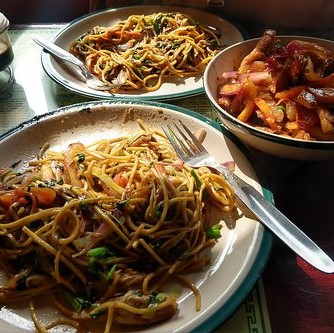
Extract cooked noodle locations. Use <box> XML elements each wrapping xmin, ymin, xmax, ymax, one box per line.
<box><xmin>0</xmin><ymin>120</ymin><xmax>236</xmax><ymax>331</ymax></box>
<box><xmin>69</xmin><ymin>12</ymin><xmax>223</xmax><ymax>92</ymax></box>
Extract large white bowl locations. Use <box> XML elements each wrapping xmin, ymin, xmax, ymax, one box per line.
<box><xmin>203</xmin><ymin>36</ymin><xmax>334</xmax><ymax>160</ymax></box>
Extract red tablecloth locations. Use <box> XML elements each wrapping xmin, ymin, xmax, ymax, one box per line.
<box><xmin>251</xmin><ymin>151</ymin><xmax>334</xmax><ymax>333</ymax></box>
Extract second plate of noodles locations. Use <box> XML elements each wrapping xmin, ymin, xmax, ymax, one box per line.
<box><xmin>41</xmin><ymin>5</ymin><xmax>244</xmax><ymax>100</ymax></box>
<box><xmin>0</xmin><ymin>100</ymin><xmax>271</xmax><ymax>332</ymax></box>
<box><xmin>69</xmin><ymin>11</ymin><xmax>223</xmax><ymax>93</ymax></box>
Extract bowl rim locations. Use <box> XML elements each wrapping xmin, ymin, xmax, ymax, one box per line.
<box><xmin>215</xmin><ymin>110</ymin><xmax>334</xmax><ymax>149</ymax></box>
<box><xmin>203</xmin><ymin>35</ymin><xmax>334</xmax><ymax>149</ymax></box>
<box><xmin>218</xmin><ymin>34</ymin><xmax>334</xmax><ymax>50</ymax></box>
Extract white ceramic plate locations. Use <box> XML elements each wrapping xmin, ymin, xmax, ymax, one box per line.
<box><xmin>40</xmin><ymin>5</ymin><xmax>245</xmax><ymax>101</ymax></box>
<box><xmin>0</xmin><ymin>100</ymin><xmax>271</xmax><ymax>332</ymax></box>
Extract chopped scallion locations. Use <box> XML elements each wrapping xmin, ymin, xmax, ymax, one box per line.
<box><xmin>206</xmin><ymin>224</ymin><xmax>222</xmax><ymax>239</ymax></box>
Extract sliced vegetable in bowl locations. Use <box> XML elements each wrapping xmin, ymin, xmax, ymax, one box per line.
<box><xmin>204</xmin><ymin>29</ymin><xmax>334</xmax><ymax>160</ymax></box>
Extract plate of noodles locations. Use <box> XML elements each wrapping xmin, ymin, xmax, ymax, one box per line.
<box><xmin>40</xmin><ymin>5</ymin><xmax>245</xmax><ymax>101</ymax></box>
<box><xmin>0</xmin><ymin>100</ymin><xmax>271</xmax><ymax>332</ymax></box>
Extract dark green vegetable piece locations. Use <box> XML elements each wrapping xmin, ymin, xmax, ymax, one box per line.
<box><xmin>87</xmin><ymin>246</ymin><xmax>109</xmax><ymax>258</ymax></box>
<box><xmin>155</xmin><ymin>201</ymin><xmax>164</xmax><ymax>217</ymax></box>
<box><xmin>190</xmin><ymin>169</ymin><xmax>202</xmax><ymax>189</ymax></box>
<box><xmin>206</xmin><ymin>224</ymin><xmax>222</xmax><ymax>239</ymax></box>
<box><xmin>87</xmin><ymin>247</ymin><xmax>117</xmax><ymax>280</ymax></box>
<box><xmin>64</xmin><ymin>290</ymin><xmax>92</xmax><ymax>312</ymax></box>
<box><xmin>77</xmin><ymin>153</ymin><xmax>85</xmax><ymax>163</ymax></box>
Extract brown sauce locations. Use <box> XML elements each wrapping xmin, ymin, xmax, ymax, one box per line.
<box><xmin>0</xmin><ymin>45</ymin><xmax>14</xmax><ymax>71</ymax></box>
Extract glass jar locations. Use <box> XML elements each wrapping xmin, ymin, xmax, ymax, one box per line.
<box><xmin>0</xmin><ymin>12</ymin><xmax>14</xmax><ymax>72</ymax></box>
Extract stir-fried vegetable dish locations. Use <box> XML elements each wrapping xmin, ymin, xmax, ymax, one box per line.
<box><xmin>217</xmin><ymin>29</ymin><xmax>334</xmax><ymax>140</ymax></box>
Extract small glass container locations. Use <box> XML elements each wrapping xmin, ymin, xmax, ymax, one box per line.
<box><xmin>0</xmin><ymin>12</ymin><xmax>14</xmax><ymax>95</ymax></box>
<box><xmin>0</xmin><ymin>12</ymin><xmax>13</xmax><ymax>71</ymax></box>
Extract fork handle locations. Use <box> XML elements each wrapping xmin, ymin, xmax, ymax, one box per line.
<box><xmin>212</xmin><ymin>163</ymin><xmax>334</xmax><ymax>273</ymax></box>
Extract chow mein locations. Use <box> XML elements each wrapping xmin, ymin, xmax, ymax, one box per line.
<box><xmin>0</xmin><ymin>119</ymin><xmax>236</xmax><ymax>332</ymax></box>
<box><xmin>70</xmin><ymin>11</ymin><xmax>223</xmax><ymax>92</ymax></box>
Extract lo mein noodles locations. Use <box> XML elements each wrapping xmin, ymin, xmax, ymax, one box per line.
<box><xmin>0</xmin><ymin>120</ymin><xmax>236</xmax><ymax>331</ymax></box>
<box><xmin>69</xmin><ymin>11</ymin><xmax>223</xmax><ymax>92</ymax></box>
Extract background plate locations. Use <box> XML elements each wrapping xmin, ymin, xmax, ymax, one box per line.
<box><xmin>40</xmin><ymin>5</ymin><xmax>244</xmax><ymax>101</ymax></box>
<box><xmin>0</xmin><ymin>100</ymin><xmax>271</xmax><ymax>332</ymax></box>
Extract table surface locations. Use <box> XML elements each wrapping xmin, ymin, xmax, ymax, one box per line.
<box><xmin>1</xmin><ymin>19</ymin><xmax>334</xmax><ymax>333</ymax></box>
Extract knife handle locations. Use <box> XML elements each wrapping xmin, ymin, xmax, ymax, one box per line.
<box><xmin>32</xmin><ymin>35</ymin><xmax>83</xmax><ymax>68</ymax></box>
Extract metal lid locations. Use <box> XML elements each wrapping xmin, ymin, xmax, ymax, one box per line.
<box><xmin>0</xmin><ymin>13</ymin><xmax>9</xmax><ymax>34</ymax></box>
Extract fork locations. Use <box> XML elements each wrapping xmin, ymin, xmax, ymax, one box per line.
<box><xmin>32</xmin><ymin>35</ymin><xmax>119</xmax><ymax>92</ymax></box>
<box><xmin>162</xmin><ymin>121</ymin><xmax>334</xmax><ymax>273</ymax></box>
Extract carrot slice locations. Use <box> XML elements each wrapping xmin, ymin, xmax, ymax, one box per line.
<box><xmin>275</xmin><ymin>86</ymin><xmax>306</xmax><ymax>99</ymax></box>
<box><xmin>237</xmin><ymin>100</ymin><xmax>255</xmax><ymax>122</ymax></box>
<box><xmin>254</xmin><ymin>98</ymin><xmax>279</xmax><ymax>130</ymax></box>
<box><xmin>30</xmin><ymin>187</ymin><xmax>57</xmax><ymax>206</ymax></box>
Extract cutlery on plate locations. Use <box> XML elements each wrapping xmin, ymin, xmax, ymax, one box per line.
<box><xmin>31</xmin><ymin>35</ymin><xmax>118</xmax><ymax>92</ymax></box>
<box><xmin>162</xmin><ymin>121</ymin><xmax>334</xmax><ymax>274</ymax></box>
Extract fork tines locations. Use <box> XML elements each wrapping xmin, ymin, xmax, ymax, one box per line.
<box><xmin>162</xmin><ymin>121</ymin><xmax>205</xmax><ymax>159</ymax></box>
